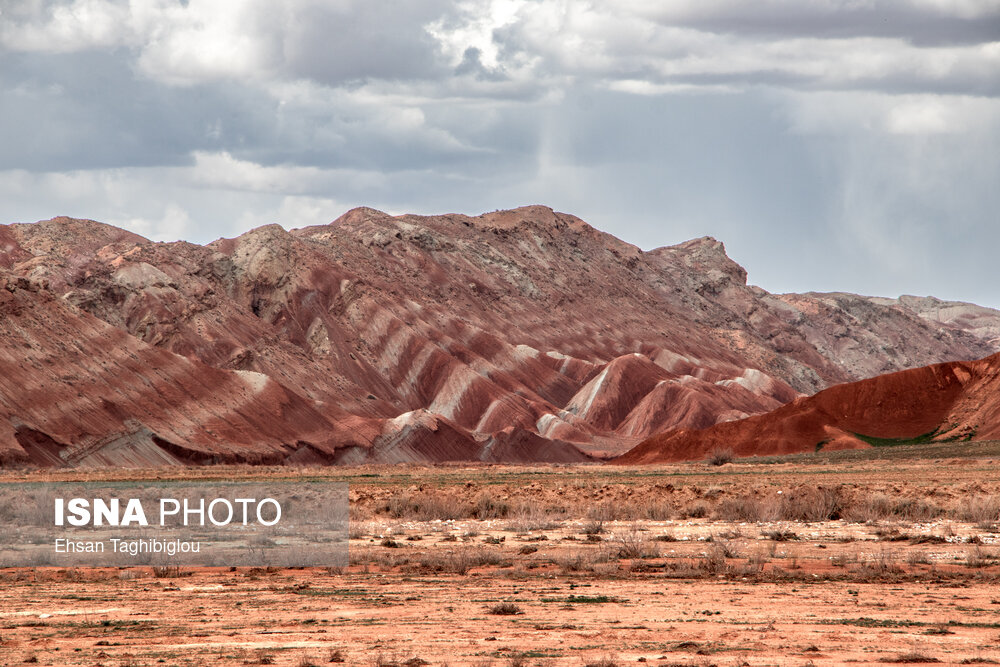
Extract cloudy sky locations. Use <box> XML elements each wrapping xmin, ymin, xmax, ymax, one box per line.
<box><xmin>2</xmin><ymin>1</ymin><xmax>998</xmax><ymax>307</ymax></box>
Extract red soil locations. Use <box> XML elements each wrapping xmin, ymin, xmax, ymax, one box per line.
<box><xmin>618</xmin><ymin>351</ymin><xmax>1000</xmax><ymax>463</ymax></box>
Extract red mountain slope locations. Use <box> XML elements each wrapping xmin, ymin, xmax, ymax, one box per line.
<box><xmin>1</xmin><ymin>207</ymin><xmax>998</xmax><ymax>466</ymax></box>
<box><xmin>617</xmin><ymin>352</ymin><xmax>1000</xmax><ymax>464</ymax></box>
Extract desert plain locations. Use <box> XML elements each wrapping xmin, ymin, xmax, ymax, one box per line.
<box><xmin>4</xmin><ymin>442</ymin><xmax>1000</xmax><ymax>666</ymax></box>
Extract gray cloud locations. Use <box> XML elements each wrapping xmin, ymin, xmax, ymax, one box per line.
<box><xmin>1</xmin><ymin>0</ymin><xmax>998</xmax><ymax>309</ymax></box>
<box><xmin>634</xmin><ymin>1</ymin><xmax>1000</xmax><ymax>46</ymax></box>
<box><xmin>278</xmin><ymin>2</ymin><xmax>452</xmax><ymax>85</ymax></box>
<box><xmin>0</xmin><ymin>50</ymin><xmax>279</xmax><ymax>171</ymax></box>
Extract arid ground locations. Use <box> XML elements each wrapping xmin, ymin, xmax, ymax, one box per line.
<box><xmin>4</xmin><ymin>443</ymin><xmax>1000</xmax><ymax>666</ymax></box>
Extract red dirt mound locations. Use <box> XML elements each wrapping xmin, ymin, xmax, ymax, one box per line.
<box><xmin>617</xmin><ymin>352</ymin><xmax>1000</xmax><ymax>463</ymax></box>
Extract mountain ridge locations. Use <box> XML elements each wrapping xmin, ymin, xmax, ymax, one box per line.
<box><xmin>2</xmin><ymin>205</ymin><xmax>998</xmax><ymax>466</ymax></box>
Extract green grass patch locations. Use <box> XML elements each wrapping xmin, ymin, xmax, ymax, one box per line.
<box><xmin>852</xmin><ymin>429</ymin><xmax>945</xmax><ymax>448</ymax></box>
<box><xmin>753</xmin><ymin>439</ymin><xmax>1000</xmax><ymax>465</ymax></box>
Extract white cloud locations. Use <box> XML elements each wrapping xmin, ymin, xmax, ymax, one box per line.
<box><xmin>426</xmin><ymin>0</ymin><xmax>527</xmax><ymax>69</ymax></box>
<box><xmin>786</xmin><ymin>90</ymin><xmax>1000</xmax><ymax>135</ymax></box>
<box><xmin>234</xmin><ymin>194</ymin><xmax>345</xmax><ymax>233</ymax></box>
<box><xmin>187</xmin><ymin>151</ymin><xmax>389</xmax><ymax>195</ymax></box>
<box><xmin>132</xmin><ymin>0</ymin><xmax>285</xmax><ymax>85</ymax></box>
<box><xmin>189</xmin><ymin>151</ymin><xmax>328</xmax><ymax>195</ymax></box>
<box><xmin>605</xmin><ymin>79</ymin><xmax>737</xmax><ymax>95</ymax></box>
<box><xmin>0</xmin><ymin>0</ymin><xmax>131</xmax><ymax>52</ymax></box>
<box><xmin>886</xmin><ymin>98</ymin><xmax>954</xmax><ymax>134</ymax></box>
<box><xmin>126</xmin><ymin>202</ymin><xmax>193</xmax><ymax>242</ymax></box>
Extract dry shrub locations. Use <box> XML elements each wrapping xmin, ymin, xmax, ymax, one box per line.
<box><xmin>557</xmin><ymin>547</ymin><xmax>616</xmax><ymax>573</ymax></box>
<box><xmin>349</xmin><ymin>547</ymin><xmax>411</xmax><ymax>570</ymax></box>
<box><xmin>557</xmin><ymin>552</ymin><xmax>595</xmax><ymax>573</ymax></box>
<box><xmin>488</xmin><ymin>602</ymin><xmax>523</xmax><ymax>615</ymax></box>
<box><xmin>714</xmin><ymin>495</ymin><xmax>780</xmax><ymax>522</ymax></box>
<box><xmin>505</xmin><ymin>504</ymin><xmax>561</xmax><ymax>532</ymax></box>
<box><xmin>830</xmin><ymin>552</ymin><xmax>857</xmax><ymax>568</ymax></box>
<box><xmin>842</xmin><ymin>492</ymin><xmax>943</xmax><ymax>523</ymax></box>
<box><xmin>714</xmin><ymin>539</ymin><xmax>741</xmax><ymax>559</ymax></box>
<box><xmin>151</xmin><ymin>566</ymin><xmax>183</xmax><ymax>578</ymax></box>
<box><xmin>965</xmin><ymin>546</ymin><xmax>991</xmax><ymax>568</ymax></box>
<box><xmin>698</xmin><ymin>544</ymin><xmax>731</xmax><ymax>575</ymax></box>
<box><xmin>893</xmin><ymin>498</ymin><xmax>944</xmax><ymax>522</ymax></box>
<box><xmin>507</xmin><ymin>654</ymin><xmax>530</xmax><ymax>667</ymax></box>
<box><xmin>715</xmin><ymin>526</ymin><xmax>744</xmax><ymax>539</ymax></box>
<box><xmin>762</xmin><ymin>529</ymin><xmax>799</xmax><ymax>541</ymax></box>
<box><xmin>473</xmin><ymin>493</ymin><xmax>510</xmax><ymax>519</ymax></box>
<box><xmin>780</xmin><ymin>486</ymin><xmax>844</xmax><ymax>522</ymax></box>
<box><xmin>371</xmin><ymin>653</ymin><xmax>400</xmax><ymax>667</ymax></box>
<box><xmin>639</xmin><ymin>500</ymin><xmax>674</xmax><ymax>521</ymax></box>
<box><xmin>957</xmin><ymin>496</ymin><xmax>1000</xmax><ymax>526</ymax></box>
<box><xmin>587</xmin><ymin>501</ymin><xmax>622</xmax><ymax>522</ymax></box>
<box><xmin>875</xmin><ymin>527</ymin><xmax>908</xmax><ymax>542</ymax></box>
<box><xmin>682</xmin><ymin>501</ymin><xmax>710</xmax><ymax>519</ymax></box>
<box><xmin>584</xmin><ymin>657</ymin><xmax>619</xmax><ymax>667</ymax></box>
<box><xmin>243</xmin><ymin>650</ymin><xmax>276</xmax><ymax>665</ymax></box>
<box><xmin>879</xmin><ymin>652</ymin><xmax>940</xmax><ymax>664</ymax></box>
<box><xmin>852</xmin><ymin>549</ymin><xmax>903</xmax><ymax>579</ymax></box>
<box><xmin>614</xmin><ymin>525</ymin><xmax>658</xmax><ymax>559</ymax></box>
<box><xmin>746</xmin><ymin>549</ymin><xmax>770</xmax><ymax>571</ymax></box>
<box><xmin>842</xmin><ymin>493</ymin><xmax>899</xmax><ymax>523</ymax></box>
<box><xmin>380</xmin><ymin>494</ymin><xmax>458</xmax><ymax>521</ymax></box>
<box><xmin>373</xmin><ymin>550</ymin><xmax>410</xmax><ymax>569</ymax></box>
<box><xmin>715</xmin><ymin>486</ymin><xmax>844</xmax><ymax>523</ymax></box>
<box><xmin>418</xmin><ymin>547</ymin><xmax>505</xmax><ymax>574</ymax></box>
<box><xmin>707</xmin><ymin>447</ymin><xmax>735</xmax><ymax>466</ymax></box>
<box><xmin>370</xmin><ymin>656</ymin><xmax>430</xmax><ymax>667</ymax></box>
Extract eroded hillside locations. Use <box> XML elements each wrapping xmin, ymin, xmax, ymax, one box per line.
<box><xmin>2</xmin><ymin>206</ymin><xmax>997</xmax><ymax>466</ymax></box>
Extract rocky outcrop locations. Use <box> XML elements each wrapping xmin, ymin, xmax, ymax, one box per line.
<box><xmin>617</xmin><ymin>351</ymin><xmax>1000</xmax><ymax>464</ymax></box>
<box><xmin>0</xmin><ymin>271</ymin><xmax>373</xmax><ymax>467</ymax></box>
<box><xmin>1</xmin><ymin>206</ymin><xmax>997</xmax><ymax>466</ymax></box>
<box><xmin>871</xmin><ymin>294</ymin><xmax>1000</xmax><ymax>348</ymax></box>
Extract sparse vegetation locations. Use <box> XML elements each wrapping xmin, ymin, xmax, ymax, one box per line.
<box><xmin>614</xmin><ymin>525</ymin><xmax>657</xmax><ymax>559</ymax></box>
<box><xmin>488</xmin><ymin>602</ymin><xmax>523</xmax><ymax>615</ymax></box>
<box><xmin>8</xmin><ymin>460</ymin><xmax>1000</xmax><ymax>665</ymax></box>
<box><xmin>708</xmin><ymin>447</ymin><xmax>735</xmax><ymax>466</ymax></box>
<box><xmin>584</xmin><ymin>657</ymin><xmax>619</xmax><ymax>667</ymax></box>
<box><xmin>763</xmin><ymin>530</ymin><xmax>799</xmax><ymax>541</ymax></box>
<box><xmin>878</xmin><ymin>652</ymin><xmax>941</xmax><ymax>664</ymax></box>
